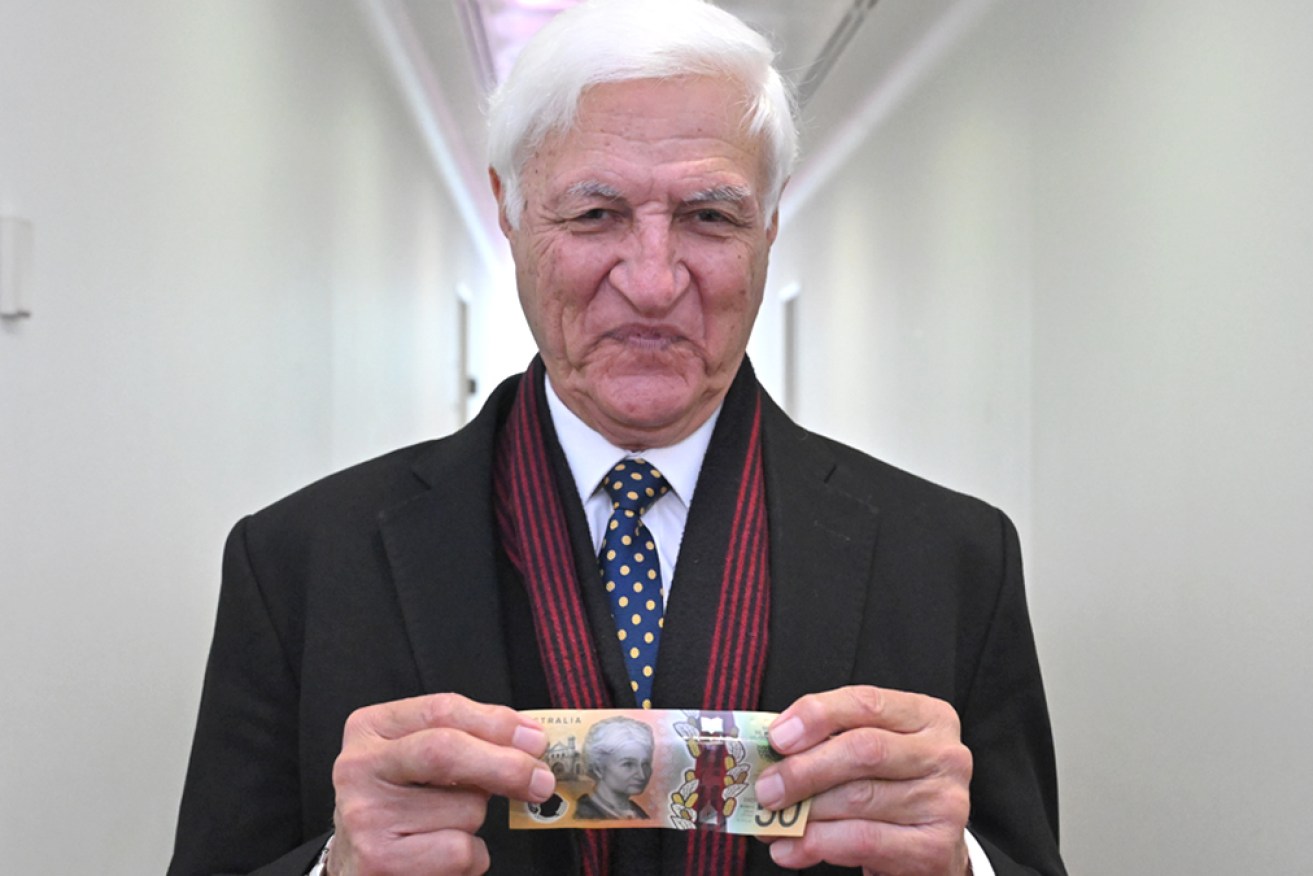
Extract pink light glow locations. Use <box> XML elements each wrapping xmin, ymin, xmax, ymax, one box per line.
<box><xmin>478</xmin><ymin>0</ymin><xmax>584</xmax><ymax>85</ymax></box>
<box><xmin>502</xmin><ymin>0</ymin><xmax>578</xmax><ymax>11</ymax></box>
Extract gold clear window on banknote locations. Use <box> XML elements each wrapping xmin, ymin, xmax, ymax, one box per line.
<box><xmin>509</xmin><ymin>709</ymin><xmax>809</xmax><ymax>837</ymax></box>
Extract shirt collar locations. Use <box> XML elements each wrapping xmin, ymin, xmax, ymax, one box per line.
<box><xmin>544</xmin><ymin>375</ymin><xmax>720</xmax><ymax>509</ymax></box>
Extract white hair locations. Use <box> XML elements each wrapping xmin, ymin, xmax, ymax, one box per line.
<box><xmin>487</xmin><ymin>0</ymin><xmax>798</xmax><ymax>229</ymax></box>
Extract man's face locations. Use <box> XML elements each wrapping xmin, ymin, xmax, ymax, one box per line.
<box><xmin>495</xmin><ymin>76</ymin><xmax>779</xmax><ymax>449</ymax></box>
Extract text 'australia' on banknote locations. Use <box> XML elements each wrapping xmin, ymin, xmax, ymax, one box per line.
<box><xmin>508</xmin><ymin>709</ymin><xmax>810</xmax><ymax>837</ymax></box>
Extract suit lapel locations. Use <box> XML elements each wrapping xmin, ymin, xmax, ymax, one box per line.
<box><xmin>652</xmin><ymin>363</ymin><xmax>763</xmax><ymax>710</ymax></box>
<box><xmin>758</xmin><ymin>395</ymin><xmax>881</xmax><ymax>711</ymax></box>
<box><xmin>378</xmin><ymin>381</ymin><xmax>518</xmax><ymax>707</ymax></box>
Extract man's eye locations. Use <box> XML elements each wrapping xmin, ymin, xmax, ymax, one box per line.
<box><xmin>691</xmin><ymin>208</ymin><xmax>748</xmax><ymax>228</ymax></box>
<box><xmin>575</xmin><ymin>208</ymin><xmax>610</xmax><ymax>222</ymax></box>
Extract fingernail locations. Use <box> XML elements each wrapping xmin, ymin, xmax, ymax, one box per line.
<box><xmin>769</xmin><ymin>839</ymin><xmax>795</xmax><ymax>864</ymax></box>
<box><xmin>529</xmin><ymin>767</ymin><xmax>556</xmax><ymax>801</ymax></box>
<box><xmin>769</xmin><ymin>716</ymin><xmax>804</xmax><ymax>751</ymax></box>
<box><xmin>511</xmin><ymin>725</ymin><xmax>547</xmax><ymax>754</ymax></box>
<box><xmin>755</xmin><ymin>771</ymin><xmax>784</xmax><ymax>808</ymax></box>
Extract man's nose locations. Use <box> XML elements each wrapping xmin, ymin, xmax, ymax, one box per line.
<box><xmin>609</xmin><ymin>220</ymin><xmax>690</xmax><ymax>313</ymax></box>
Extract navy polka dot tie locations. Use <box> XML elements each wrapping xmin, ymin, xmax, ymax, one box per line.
<box><xmin>598</xmin><ymin>457</ymin><xmax>670</xmax><ymax>709</ymax></box>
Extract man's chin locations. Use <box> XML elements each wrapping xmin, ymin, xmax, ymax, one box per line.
<box><xmin>550</xmin><ymin>359</ymin><xmax>727</xmax><ymax>446</ymax></box>
<box><xmin>592</xmin><ymin>378</ymin><xmax>707</xmax><ymax>442</ymax></box>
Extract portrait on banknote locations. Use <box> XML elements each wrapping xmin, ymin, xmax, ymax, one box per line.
<box><xmin>575</xmin><ymin>716</ymin><xmax>654</xmax><ymax>820</ymax></box>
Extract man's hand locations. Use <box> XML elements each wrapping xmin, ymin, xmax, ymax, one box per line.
<box><xmin>754</xmin><ymin>686</ymin><xmax>972</xmax><ymax>876</ymax></box>
<box><xmin>326</xmin><ymin>693</ymin><xmax>555</xmax><ymax>876</ymax></box>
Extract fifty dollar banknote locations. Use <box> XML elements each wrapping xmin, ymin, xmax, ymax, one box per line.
<box><xmin>508</xmin><ymin>709</ymin><xmax>809</xmax><ymax>837</ymax></box>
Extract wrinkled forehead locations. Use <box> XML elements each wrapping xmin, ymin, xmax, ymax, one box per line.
<box><xmin>526</xmin><ymin>72</ymin><xmax>760</xmax><ymax>161</ymax></box>
<box><xmin>528</xmin><ymin>77</ymin><xmax>771</xmax><ymax>202</ymax></box>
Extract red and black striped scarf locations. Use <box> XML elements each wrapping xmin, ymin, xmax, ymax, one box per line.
<box><xmin>494</xmin><ymin>359</ymin><xmax>771</xmax><ymax>876</ymax></box>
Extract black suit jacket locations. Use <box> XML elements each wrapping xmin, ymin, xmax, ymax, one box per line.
<box><xmin>169</xmin><ymin>372</ymin><xmax>1065</xmax><ymax>876</ymax></box>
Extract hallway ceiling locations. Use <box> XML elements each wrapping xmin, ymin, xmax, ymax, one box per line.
<box><xmin>451</xmin><ymin>0</ymin><xmax>877</xmax><ymax>106</ymax></box>
<box><xmin>359</xmin><ymin>0</ymin><xmax>974</xmax><ymax>270</ymax></box>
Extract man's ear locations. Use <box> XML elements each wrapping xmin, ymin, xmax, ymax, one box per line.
<box><xmin>766</xmin><ymin>176</ymin><xmax>788</xmax><ymax>245</ymax></box>
<box><xmin>489</xmin><ymin>167</ymin><xmax>513</xmax><ymax>237</ymax></box>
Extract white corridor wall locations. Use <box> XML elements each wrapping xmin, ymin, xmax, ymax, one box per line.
<box><xmin>772</xmin><ymin>1</ymin><xmax>1313</xmax><ymax>873</ymax></box>
<box><xmin>0</xmin><ymin>1</ymin><xmax>478</xmax><ymax>872</ymax></box>
<box><xmin>4</xmin><ymin>1</ymin><xmax>1312</xmax><ymax>874</ymax></box>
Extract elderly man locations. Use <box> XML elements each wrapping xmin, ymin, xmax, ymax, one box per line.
<box><xmin>169</xmin><ymin>1</ymin><xmax>1064</xmax><ymax>875</ymax></box>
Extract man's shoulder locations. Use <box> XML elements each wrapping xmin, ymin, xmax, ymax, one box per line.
<box><xmin>255</xmin><ymin>439</ymin><xmax>446</xmax><ymax>525</ymax></box>
<box><xmin>827</xmin><ymin>433</ymin><xmax>992</xmax><ymax>512</ymax></box>
<box><xmin>244</xmin><ymin>375</ymin><xmax>520</xmax><ymax>539</ymax></box>
<box><xmin>230</xmin><ymin>439</ymin><xmax>460</xmax><ymax>572</ymax></box>
<box><xmin>762</xmin><ymin>400</ymin><xmax>1002</xmax><ymax>523</ymax></box>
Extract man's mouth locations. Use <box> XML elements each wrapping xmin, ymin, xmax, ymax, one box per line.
<box><xmin>606</xmin><ymin>326</ymin><xmax>681</xmax><ymax>351</ymax></box>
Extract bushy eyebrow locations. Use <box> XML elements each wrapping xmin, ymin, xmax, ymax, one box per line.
<box><xmin>564</xmin><ymin>180</ymin><xmax>623</xmax><ymax>201</ymax></box>
<box><xmin>563</xmin><ymin>181</ymin><xmax>754</xmax><ymax>206</ymax></box>
<box><xmin>685</xmin><ymin>185</ymin><xmax>754</xmax><ymax>207</ymax></box>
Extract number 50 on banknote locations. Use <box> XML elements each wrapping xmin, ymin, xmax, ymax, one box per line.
<box><xmin>508</xmin><ymin>709</ymin><xmax>809</xmax><ymax>837</ymax></box>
